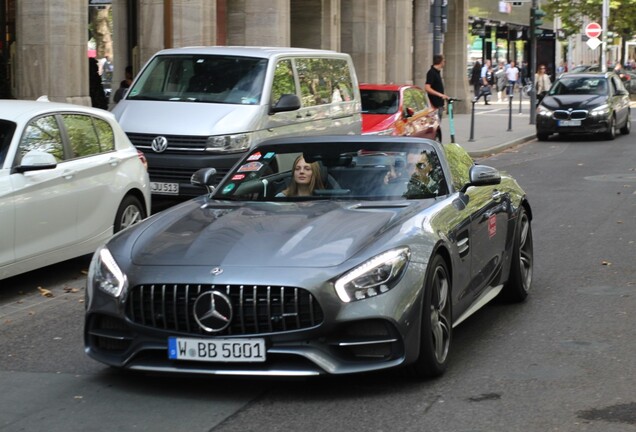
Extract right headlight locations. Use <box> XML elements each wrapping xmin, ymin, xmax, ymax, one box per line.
<box><xmin>88</xmin><ymin>246</ymin><xmax>128</xmax><ymax>298</ymax></box>
<box><xmin>537</xmin><ymin>105</ymin><xmax>553</xmax><ymax>117</ymax></box>
<box><xmin>334</xmin><ymin>247</ymin><xmax>410</xmax><ymax>302</ymax></box>
<box><xmin>205</xmin><ymin>133</ymin><xmax>252</xmax><ymax>153</ymax></box>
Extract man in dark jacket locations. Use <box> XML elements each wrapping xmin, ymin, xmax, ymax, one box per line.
<box><xmin>425</xmin><ymin>54</ymin><xmax>450</xmax><ymax>118</ymax></box>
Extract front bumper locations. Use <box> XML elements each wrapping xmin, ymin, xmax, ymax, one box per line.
<box><xmin>536</xmin><ymin>114</ymin><xmax>611</xmax><ymax>135</ymax></box>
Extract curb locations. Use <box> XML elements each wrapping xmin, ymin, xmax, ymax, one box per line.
<box><xmin>467</xmin><ymin>134</ymin><xmax>536</xmax><ymax>158</ymax></box>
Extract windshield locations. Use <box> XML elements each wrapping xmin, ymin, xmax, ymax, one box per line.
<box><xmin>215</xmin><ymin>139</ymin><xmax>449</xmax><ymax>201</ymax></box>
<box><xmin>127</xmin><ymin>55</ymin><xmax>268</xmax><ymax>104</ymax></box>
<box><xmin>361</xmin><ymin>90</ymin><xmax>399</xmax><ymax>114</ymax></box>
<box><xmin>0</xmin><ymin>120</ymin><xmax>17</xmax><ymax>167</ymax></box>
<box><xmin>550</xmin><ymin>77</ymin><xmax>608</xmax><ymax>96</ymax></box>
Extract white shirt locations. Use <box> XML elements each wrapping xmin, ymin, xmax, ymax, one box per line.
<box><xmin>506</xmin><ymin>66</ymin><xmax>519</xmax><ymax>82</ymax></box>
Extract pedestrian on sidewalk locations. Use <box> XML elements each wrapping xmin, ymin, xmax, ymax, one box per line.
<box><xmin>469</xmin><ymin>60</ymin><xmax>482</xmax><ymax>100</ymax></box>
<box><xmin>535</xmin><ymin>64</ymin><xmax>552</xmax><ymax>101</ymax></box>
<box><xmin>474</xmin><ymin>60</ymin><xmax>493</xmax><ymax>105</ymax></box>
<box><xmin>505</xmin><ymin>60</ymin><xmax>519</xmax><ymax>98</ymax></box>
<box><xmin>425</xmin><ymin>54</ymin><xmax>450</xmax><ymax>119</ymax></box>
<box><xmin>495</xmin><ymin>61</ymin><xmax>508</xmax><ymax>103</ymax></box>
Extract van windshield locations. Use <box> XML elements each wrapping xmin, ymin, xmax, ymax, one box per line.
<box><xmin>126</xmin><ymin>55</ymin><xmax>268</xmax><ymax>104</ymax></box>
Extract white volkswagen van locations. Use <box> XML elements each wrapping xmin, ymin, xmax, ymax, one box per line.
<box><xmin>112</xmin><ymin>46</ymin><xmax>361</xmax><ymax>198</ymax></box>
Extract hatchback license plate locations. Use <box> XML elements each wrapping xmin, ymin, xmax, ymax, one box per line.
<box><xmin>151</xmin><ymin>182</ymin><xmax>179</xmax><ymax>195</ymax></box>
<box><xmin>168</xmin><ymin>337</ymin><xmax>266</xmax><ymax>362</ymax></box>
<box><xmin>558</xmin><ymin>119</ymin><xmax>582</xmax><ymax>127</ymax></box>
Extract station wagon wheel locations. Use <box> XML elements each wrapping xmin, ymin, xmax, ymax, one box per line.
<box><xmin>114</xmin><ymin>195</ymin><xmax>146</xmax><ymax>233</ymax></box>
<box><xmin>604</xmin><ymin>115</ymin><xmax>616</xmax><ymax>140</ymax></box>
<box><xmin>408</xmin><ymin>254</ymin><xmax>452</xmax><ymax>379</ymax></box>
<box><xmin>502</xmin><ymin>207</ymin><xmax>533</xmax><ymax>302</ymax></box>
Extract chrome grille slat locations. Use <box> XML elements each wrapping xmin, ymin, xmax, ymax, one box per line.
<box><xmin>126</xmin><ymin>283</ymin><xmax>324</xmax><ymax>336</ymax></box>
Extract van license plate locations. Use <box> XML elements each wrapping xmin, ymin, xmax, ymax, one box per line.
<box><xmin>151</xmin><ymin>182</ymin><xmax>179</xmax><ymax>195</ymax></box>
<box><xmin>558</xmin><ymin>120</ymin><xmax>581</xmax><ymax>127</ymax></box>
<box><xmin>168</xmin><ymin>337</ymin><xmax>266</xmax><ymax>362</ymax></box>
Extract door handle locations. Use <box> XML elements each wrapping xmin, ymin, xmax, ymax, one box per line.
<box><xmin>108</xmin><ymin>157</ymin><xmax>120</xmax><ymax>166</ymax></box>
<box><xmin>62</xmin><ymin>170</ymin><xmax>76</xmax><ymax>180</ymax></box>
<box><xmin>491</xmin><ymin>190</ymin><xmax>504</xmax><ymax>202</ymax></box>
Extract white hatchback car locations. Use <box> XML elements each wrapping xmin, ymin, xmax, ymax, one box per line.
<box><xmin>0</xmin><ymin>99</ymin><xmax>151</xmax><ymax>281</ymax></box>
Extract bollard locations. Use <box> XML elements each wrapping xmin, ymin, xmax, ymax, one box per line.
<box><xmin>507</xmin><ymin>94</ymin><xmax>513</xmax><ymax>132</ymax></box>
<box><xmin>469</xmin><ymin>98</ymin><xmax>476</xmax><ymax>142</ymax></box>
<box><xmin>519</xmin><ymin>82</ymin><xmax>523</xmax><ymax>114</ymax></box>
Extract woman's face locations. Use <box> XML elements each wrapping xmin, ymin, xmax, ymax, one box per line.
<box><xmin>294</xmin><ymin>158</ymin><xmax>313</xmax><ymax>186</ymax></box>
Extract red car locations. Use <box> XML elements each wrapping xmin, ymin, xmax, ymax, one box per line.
<box><xmin>360</xmin><ymin>83</ymin><xmax>441</xmax><ymax>141</ymax></box>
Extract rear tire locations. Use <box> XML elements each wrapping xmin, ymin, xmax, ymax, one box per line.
<box><xmin>407</xmin><ymin>254</ymin><xmax>452</xmax><ymax>379</ymax></box>
<box><xmin>114</xmin><ymin>195</ymin><xmax>145</xmax><ymax>233</ymax></box>
<box><xmin>502</xmin><ymin>207</ymin><xmax>533</xmax><ymax>302</ymax></box>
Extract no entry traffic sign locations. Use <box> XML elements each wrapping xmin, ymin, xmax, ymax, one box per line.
<box><xmin>585</xmin><ymin>22</ymin><xmax>602</xmax><ymax>39</ymax></box>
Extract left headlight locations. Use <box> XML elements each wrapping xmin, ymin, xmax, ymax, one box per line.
<box><xmin>88</xmin><ymin>246</ymin><xmax>128</xmax><ymax>298</ymax></box>
<box><xmin>334</xmin><ymin>247</ymin><xmax>410</xmax><ymax>302</ymax></box>
<box><xmin>590</xmin><ymin>104</ymin><xmax>610</xmax><ymax>116</ymax></box>
<box><xmin>537</xmin><ymin>105</ymin><xmax>553</xmax><ymax>117</ymax></box>
<box><xmin>205</xmin><ymin>133</ymin><xmax>252</xmax><ymax>153</ymax></box>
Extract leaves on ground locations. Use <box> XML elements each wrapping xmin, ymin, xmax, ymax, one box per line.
<box><xmin>37</xmin><ymin>286</ymin><xmax>54</xmax><ymax>297</ymax></box>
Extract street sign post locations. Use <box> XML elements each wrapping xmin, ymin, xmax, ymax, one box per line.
<box><xmin>585</xmin><ymin>22</ymin><xmax>602</xmax><ymax>39</ymax></box>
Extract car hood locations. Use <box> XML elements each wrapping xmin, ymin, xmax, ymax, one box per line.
<box><xmin>112</xmin><ymin>101</ymin><xmax>262</xmax><ymax>135</ymax></box>
<box><xmin>362</xmin><ymin>113</ymin><xmax>399</xmax><ymax>134</ymax></box>
<box><xmin>127</xmin><ymin>199</ymin><xmax>422</xmax><ymax>268</ymax></box>
<box><xmin>541</xmin><ymin>94</ymin><xmax>608</xmax><ymax>110</ymax></box>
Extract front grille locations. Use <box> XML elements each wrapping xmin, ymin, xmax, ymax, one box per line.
<box><xmin>126</xmin><ymin>284</ymin><xmax>324</xmax><ymax>336</ymax></box>
<box><xmin>554</xmin><ymin>110</ymin><xmax>588</xmax><ymax>120</ymax></box>
<box><xmin>127</xmin><ymin>133</ymin><xmax>208</xmax><ymax>153</ymax></box>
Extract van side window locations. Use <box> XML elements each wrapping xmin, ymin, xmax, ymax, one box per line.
<box><xmin>296</xmin><ymin>58</ymin><xmax>354</xmax><ymax>107</ymax></box>
<box><xmin>272</xmin><ymin>60</ymin><xmax>297</xmax><ymax>105</ymax></box>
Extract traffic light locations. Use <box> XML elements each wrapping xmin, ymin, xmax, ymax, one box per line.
<box><xmin>532</xmin><ymin>8</ymin><xmax>546</xmax><ymax>35</ymax></box>
<box><xmin>606</xmin><ymin>31</ymin><xmax>615</xmax><ymax>44</ymax></box>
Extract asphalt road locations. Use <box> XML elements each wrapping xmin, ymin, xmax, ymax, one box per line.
<box><xmin>1</xmin><ymin>124</ymin><xmax>635</xmax><ymax>432</ymax></box>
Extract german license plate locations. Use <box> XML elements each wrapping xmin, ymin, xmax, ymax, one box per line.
<box><xmin>558</xmin><ymin>119</ymin><xmax>581</xmax><ymax>127</ymax></box>
<box><xmin>150</xmin><ymin>182</ymin><xmax>179</xmax><ymax>195</ymax></box>
<box><xmin>168</xmin><ymin>337</ymin><xmax>266</xmax><ymax>362</ymax></box>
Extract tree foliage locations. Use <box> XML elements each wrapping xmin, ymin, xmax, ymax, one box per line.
<box><xmin>543</xmin><ymin>0</ymin><xmax>636</xmax><ymax>40</ymax></box>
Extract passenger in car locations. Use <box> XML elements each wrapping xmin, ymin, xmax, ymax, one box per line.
<box><xmin>276</xmin><ymin>155</ymin><xmax>325</xmax><ymax>197</ymax></box>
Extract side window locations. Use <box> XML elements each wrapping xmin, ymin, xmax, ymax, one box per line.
<box><xmin>271</xmin><ymin>59</ymin><xmax>297</xmax><ymax>105</ymax></box>
<box><xmin>296</xmin><ymin>58</ymin><xmax>354</xmax><ymax>107</ymax></box>
<box><xmin>18</xmin><ymin>115</ymin><xmax>64</xmax><ymax>164</ymax></box>
<box><xmin>442</xmin><ymin>143</ymin><xmax>474</xmax><ymax>192</ymax></box>
<box><xmin>93</xmin><ymin>117</ymin><xmax>115</xmax><ymax>152</ymax></box>
<box><xmin>402</xmin><ymin>90</ymin><xmax>416</xmax><ymax>112</ymax></box>
<box><xmin>62</xmin><ymin>114</ymin><xmax>101</xmax><ymax>158</ymax></box>
<box><xmin>412</xmin><ymin>89</ymin><xmax>427</xmax><ymax>111</ymax></box>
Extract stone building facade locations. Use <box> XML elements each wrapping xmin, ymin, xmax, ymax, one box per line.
<box><xmin>2</xmin><ymin>0</ymin><xmax>472</xmax><ymax>113</ymax></box>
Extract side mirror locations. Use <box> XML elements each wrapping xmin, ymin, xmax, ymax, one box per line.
<box><xmin>460</xmin><ymin>165</ymin><xmax>501</xmax><ymax>193</ymax></box>
<box><xmin>191</xmin><ymin>167</ymin><xmax>217</xmax><ymax>194</ymax></box>
<box><xmin>404</xmin><ymin>107</ymin><xmax>415</xmax><ymax>118</ymax></box>
<box><xmin>12</xmin><ymin>150</ymin><xmax>58</xmax><ymax>174</ymax></box>
<box><xmin>270</xmin><ymin>94</ymin><xmax>301</xmax><ymax>114</ymax></box>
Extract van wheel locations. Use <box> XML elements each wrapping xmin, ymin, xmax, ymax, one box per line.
<box><xmin>114</xmin><ymin>195</ymin><xmax>145</xmax><ymax>233</ymax></box>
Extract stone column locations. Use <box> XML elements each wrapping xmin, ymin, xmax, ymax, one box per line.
<box><xmin>227</xmin><ymin>0</ymin><xmax>290</xmax><ymax>47</ymax></box>
<box><xmin>341</xmin><ymin>0</ymin><xmax>386</xmax><ymax>83</ymax></box>
<box><xmin>386</xmin><ymin>0</ymin><xmax>413</xmax><ymax>84</ymax></box>
<box><xmin>413</xmin><ymin>0</ymin><xmax>433</xmax><ymax>89</ymax></box>
<box><xmin>444</xmin><ymin>0</ymin><xmax>470</xmax><ymax>114</ymax></box>
<box><xmin>16</xmin><ymin>0</ymin><xmax>88</xmax><ymax>104</ymax></box>
<box><xmin>110</xmin><ymin>0</ymin><xmax>128</xmax><ymax>102</ymax></box>
<box><xmin>290</xmin><ymin>0</ymin><xmax>340</xmax><ymax>51</ymax></box>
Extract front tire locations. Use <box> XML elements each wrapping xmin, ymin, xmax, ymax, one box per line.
<box><xmin>408</xmin><ymin>254</ymin><xmax>452</xmax><ymax>379</ymax></box>
<box><xmin>114</xmin><ymin>195</ymin><xmax>146</xmax><ymax>233</ymax></box>
<box><xmin>620</xmin><ymin>112</ymin><xmax>631</xmax><ymax>135</ymax></box>
<box><xmin>604</xmin><ymin>115</ymin><xmax>616</xmax><ymax>140</ymax></box>
<box><xmin>502</xmin><ymin>207</ymin><xmax>533</xmax><ymax>302</ymax></box>
<box><xmin>536</xmin><ymin>132</ymin><xmax>549</xmax><ymax>141</ymax></box>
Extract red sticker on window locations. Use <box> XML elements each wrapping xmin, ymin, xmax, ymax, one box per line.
<box><xmin>488</xmin><ymin>214</ymin><xmax>497</xmax><ymax>238</ymax></box>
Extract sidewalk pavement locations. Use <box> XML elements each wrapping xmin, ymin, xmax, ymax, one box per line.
<box><xmin>441</xmin><ymin>98</ymin><xmax>537</xmax><ymax>158</ymax></box>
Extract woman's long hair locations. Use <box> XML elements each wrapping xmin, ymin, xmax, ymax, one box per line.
<box><xmin>283</xmin><ymin>155</ymin><xmax>325</xmax><ymax>196</ymax></box>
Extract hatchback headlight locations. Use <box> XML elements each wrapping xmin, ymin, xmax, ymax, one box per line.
<box><xmin>537</xmin><ymin>105</ymin><xmax>553</xmax><ymax>117</ymax></box>
<box><xmin>88</xmin><ymin>247</ymin><xmax>128</xmax><ymax>298</ymax></box>
<box><xmin>590</xmin><ymin>104</ymin><xmax>610</xmax><ymax>116</ymax></box>
<box><xmin>334</xmin><ymin>247</ymin><xmax>410</xmax><ymax>302</ymax></box>
<box><xmin>206</xmin><ymin>133</ymin><xmax>252</xmax><ymax>153</ymax></box>
<box><xmin>364</xmin><ymin>128</ymin><xmax>395</xmax><ymax>136</ymax></box>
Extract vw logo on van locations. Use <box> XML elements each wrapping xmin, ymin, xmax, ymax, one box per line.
<box><xmin>151</xmin><ymin>136</ymin><xmax>169</xmax><ymax>153</ymax></box>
